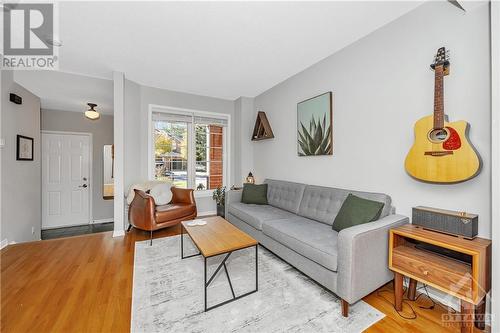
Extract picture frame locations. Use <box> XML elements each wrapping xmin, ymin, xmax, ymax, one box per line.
<box><xmin>16</xmin><ymin>135</ymin><xmax>34</xmax><ymax>161</ymax></box>
<box><xmin>297</xmin><ymin>91</ymin><xmax>333</xmax><ymax>156</ymax></box>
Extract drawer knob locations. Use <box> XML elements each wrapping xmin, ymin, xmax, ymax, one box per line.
<box><xmin>423</xmin><ymin>270</ymin><xmax>429</xmax><ymax>275</ymax></box>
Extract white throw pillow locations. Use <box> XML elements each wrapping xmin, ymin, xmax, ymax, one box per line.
<box><xmin>127</xmin><ymin>185</ymin><xmax>143</xmax><ymax>205</ymax></box>
<box><xmin>126</xmin><ymin>180</ymin><xmax>172</xmax><ymax>205</ymax></box>
<box><xmin>150</xmin><ymin>183</ymin><xmax>172</xmax><ymax>206</ymax></box>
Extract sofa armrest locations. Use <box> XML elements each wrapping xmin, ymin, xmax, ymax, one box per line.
<box><xmin>129</xmin><ymin>189</ymin><xmax>156</xmax><ymax>230</ymax></box>
<box><xmin>336</xmin><ymin>214</ymin><xmax>409</xmax><ymax>304</ymax></box>
<box><xmin>225</xmin><ymin>189</ymin><xmax>242</xmax><ymax>217</ymax></box>
<box><xmin>171</xmin><ymin>187</ymin><xmax>195</xmax><ymax>205</ymax></box>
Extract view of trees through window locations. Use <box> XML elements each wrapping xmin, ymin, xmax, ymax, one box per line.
<box><xmin>154</xmin><ymin>121</ymin><xmax>188</xmax><ymax>187</ymax></box>
<box><xmin>154</xmin><ymin>120</ymin><xmax>223</xmax><ymax>190</ymax></box>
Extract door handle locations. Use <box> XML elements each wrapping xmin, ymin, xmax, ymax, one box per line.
<box><xmin>79</xmin><ymin>184</ymin><xmax>88</xmax><ymax>188</ymax></box>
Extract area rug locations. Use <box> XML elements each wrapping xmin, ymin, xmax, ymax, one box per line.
<box><xmin>131</xmin><ymin>235</ymin><xmax>384</xmax><ymax>332</ymax></box>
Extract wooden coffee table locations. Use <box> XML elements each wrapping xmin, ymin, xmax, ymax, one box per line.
<box><xmin>180</xmin><ymin>216</ymin><xmax>258</xmax><ymax>311</ymax></box>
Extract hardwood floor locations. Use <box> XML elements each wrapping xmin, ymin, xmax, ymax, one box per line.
<box><xmin>1</xmin><ymin>227</ymin><xmax>487</xmax><ymax>332</ymax></box>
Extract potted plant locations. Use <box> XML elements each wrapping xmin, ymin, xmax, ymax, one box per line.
<box><xmin>212</xmin><ymin>186</ymin><xmax>226</xmax><ymax>217</ymax></box>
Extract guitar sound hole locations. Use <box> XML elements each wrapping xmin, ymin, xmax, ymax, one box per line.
<box><xmin>428</xmin><ymin>128</ymin><xmax>449</xmax><ymax>142</ymax></box>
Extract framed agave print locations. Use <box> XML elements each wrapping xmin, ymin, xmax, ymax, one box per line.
<box><xmin>297</xmin><ymin>92</ymin><xmax>333</xmax><ymax>156</ymax></box>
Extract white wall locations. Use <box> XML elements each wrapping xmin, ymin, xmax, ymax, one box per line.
<box><xmin>1</xmin><ymin>71</ymin><xmax>42</xmax><ymax>244</ymax></box>
<box><xmin>233</xmin><ymin>98</ymin><xmax>243</xmax><ymax>185</ymax></box>
<box><xmin>490</xmin><ymin>1</ymin><xmax>500</xmax><ymax>331</ymax></box>
<box><xmin>40</xmin><ymin>109</ymin><xmax>114</xmax><ymax>221</ymax></box>
<box><xmin>113</xmin><ymin>72</ymin><xmax>125</xmax><ymax>235</ymax></box>
<box><xmin>234</xmin><ymin>97</ymin><xmax>256</xmax><ymax>186</ymax></box>
<box><xmin>253</xmin><ymin>1</ymin><xmax>491</xmax><ymax>237</ymax></box>
<box><xmin>123</xmin><ymin>79</ymin><xmax>141</xmax><ymax>191</ymax></box>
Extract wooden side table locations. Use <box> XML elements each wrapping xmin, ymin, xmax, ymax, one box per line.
<box><xmin>389</xmin><ymin>224</ymin><xmax>491</xmax><ymax>333</ymax></box>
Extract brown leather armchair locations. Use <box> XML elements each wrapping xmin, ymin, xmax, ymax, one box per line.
<box><xmin>128</xmin><ymin>187</ymin><xmax>197</xmax><ymax>245</ymax></box>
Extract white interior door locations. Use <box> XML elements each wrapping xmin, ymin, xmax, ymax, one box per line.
<box><xmin>42</xmin><ymin>132</ymin><xmax>91</xmax><ymax>229</ymax></box>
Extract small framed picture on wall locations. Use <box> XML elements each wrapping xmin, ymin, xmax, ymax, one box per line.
<box><xmin>16</xmin><ymin>135</ymin><xmax>34</xmax><ymax>161</ymax></box>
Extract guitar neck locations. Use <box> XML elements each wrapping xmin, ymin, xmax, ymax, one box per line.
<box><xmin>434</xmin><ymin>65</ymin><xmax>445</xmax><ymax>129</ymax></box>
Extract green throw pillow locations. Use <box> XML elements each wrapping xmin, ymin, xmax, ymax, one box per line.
<box><xmin>332</xmin><ymin>194</ymin><xmax>384</xmax><ymax>232</ymax></box>
<box><xmin>241</xmin><ymin>184</ymin><xmax>268</xmax><ymax>205</ymax></box>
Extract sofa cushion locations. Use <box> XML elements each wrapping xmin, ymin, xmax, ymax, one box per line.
<box><xmin>155</xmin><ymin>203</ymin><xmax>195</xmax><ymax>222</ymax></box>
<box><xmin>298</xmin><ymin>185</ymin><xmax>392</xmax><ymax>225</ymax></box>
<box><xmin>264</xmin><ymin>179</ymin><xmax>306</xmax><ymax>214</ymax></box>
<box><xmin>228</xmin><ymin>202</ymin><xmax>295</xmax><ymax>230</ymax></box>
<box><xmin>241</xmin><ymin>183</ymin><xmax>268</xmax><ymax>205</ymax></box>
<box><xmin>262</xmin><ymin>217</ymin><xmax>339</xmax><ymax>271</ymax></box>
<box><xmin>332</xmin><ymin>194</ymin><xmax>384</xmax><ymax>232</ymax></box>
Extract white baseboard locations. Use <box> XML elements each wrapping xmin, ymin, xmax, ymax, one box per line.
<box><xmin>42</xmin><ymin>219</ymin><xmax>113</xmax><ymax>229</ymax></box>
<box><xmin>112</xmin><ymin>230</ymin><xmax>125</xmax><ymax>238</ymax></box>
<box><xmin>42</xmin><ymin>222</ymin><xmax>89</xmax><ymax>230</ymax></box>
<box><xmin>1</xmin><ymin>239</ymin><xmax>8</xmax><ymax>249</ymax></box>
<box><xmin>404</xmin><ymin>279</ymin><xmax>460</xmax><ymax>312</ymax></box>
<box><xmin>409</xmin><ymin>282</ymin><xmax>491</xmax><ymax>327</ymax></box>
<box><xmin>92</xmin><ymin>218</ymin><xmax>114</xmax><ymax>224</ymax></box>
<box><xmin>198</xmin><ymin>210</ymin><xmax>217</xmax><ymax>217</ymax></box>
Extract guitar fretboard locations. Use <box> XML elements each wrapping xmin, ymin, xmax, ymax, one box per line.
<box><xmin>434</xmin><ymin>65</ymin><xmax>444</xmax><ymax>129</ymax></box>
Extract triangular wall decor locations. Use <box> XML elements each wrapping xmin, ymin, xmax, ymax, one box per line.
<box><xmin>251</xmin><ymin>111</ymin><xmax>275</xmax><ymax>141</ymax></box>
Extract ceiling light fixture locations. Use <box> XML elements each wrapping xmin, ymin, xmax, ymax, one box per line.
<box><xmin>85</xmin><ymin>103</ymin><xmax>100</xmax><ymax>120</ymax></box>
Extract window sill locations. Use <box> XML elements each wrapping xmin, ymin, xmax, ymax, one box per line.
<box><xmin>194</xmin><ymin>190</ymin><xmax>213</xmax><ymax>198</ymax></box>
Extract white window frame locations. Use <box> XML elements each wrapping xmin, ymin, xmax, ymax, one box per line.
<box><xmin>148</xmin><ymin>104</ymin><xmax>230</xmax><ymax>198</ymax></box>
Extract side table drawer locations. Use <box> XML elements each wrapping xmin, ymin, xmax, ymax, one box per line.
<box><xmin>391</xmin><ymin>245</ymin><xmax>472</xmax><ymax>299</ymax></box>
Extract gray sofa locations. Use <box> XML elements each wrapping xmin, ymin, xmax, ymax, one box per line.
<box><xmin>225</xmin><ymin>179</ymin><xmax>408</xmax><ymax>317</ymax></box>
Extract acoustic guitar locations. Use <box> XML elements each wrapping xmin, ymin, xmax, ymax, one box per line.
<box><xmin>404</xmin><ymin>47</ymin><xmax>480</xmax><ymax>183</ymax></box>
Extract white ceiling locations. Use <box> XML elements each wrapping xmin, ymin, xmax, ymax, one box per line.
<box><xmin>14</xmin><ymin>70</ymin><xmax>114</xmax><ymax>114</ymax></box>
<box><xmin>54</xmin><ymin>1</ymin><xmax>424</xmax><ymax>100</ymax></box>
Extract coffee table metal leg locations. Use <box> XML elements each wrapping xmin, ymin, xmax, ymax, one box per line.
<box><xmin>204</xmin><ymin>256</ymin><xmax>207</xmax><ymax>312</ymax></box>
<box><xmin>223</xmin><ymin>262</ymin><xmax>236</xmax><ymax>299</ymax></box>
<box><xmin>255</xmin><ymin>244</ymin><xmax>258</xmax><ymax>291</ymax></box>
<box><xmin>204</xmin><ymin>245</ymin><xmax>259</xmax><ymax>312</ymax></box>
<box><xmin>180</xmin><ymin>225</ymin><xmax>184</xmax><ymax>258</ymax></box>
<box><xmin>180</xmin><ymin>225</ymin><xmax>201</xmax><ymax>259</ymax></box>
<box><xmin>206</xmin><ymin>252</ymin><xmax>232</xmax><ymax>287</ymax></box>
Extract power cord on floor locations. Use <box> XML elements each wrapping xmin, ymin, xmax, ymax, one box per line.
<box><xmin>376</xmin><ymin>277</ymin><xmax>457</xmax><ymax>320</ymax></box>
<box><xmin>416</xmin><ymin>284</ymin><xmax>457</xmax><ymax>314</ymax></box>
<box><xmin>376</xmin><ymin>277</ymin><xmax>417</xmax><ymax>320</ymax></box>
<box><xmin>416</xmin><ymin>284</ymin><xmax>435</xmax><ymax>310</ymax></box>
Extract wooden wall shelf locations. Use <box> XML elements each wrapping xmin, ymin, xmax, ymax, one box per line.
<box><xmin>251</xmin><ymin>111</ymin><xmax>274</xmax><ymax>141</ymax></box>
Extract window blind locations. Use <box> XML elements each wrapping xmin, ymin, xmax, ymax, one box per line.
<box><xmin>194</xmin><ymin>116</ymin><xmax>228</xmax><ymax>127</ymax></box>
<box><xmin>152</xmin><ymin>111</ymin><xmax>228</xmax><ymax>127</ymax></box>
<box><xmin>152</xmin><ymin>112</ymin><xmax>192</xmax><ymax>123</ymax></box>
